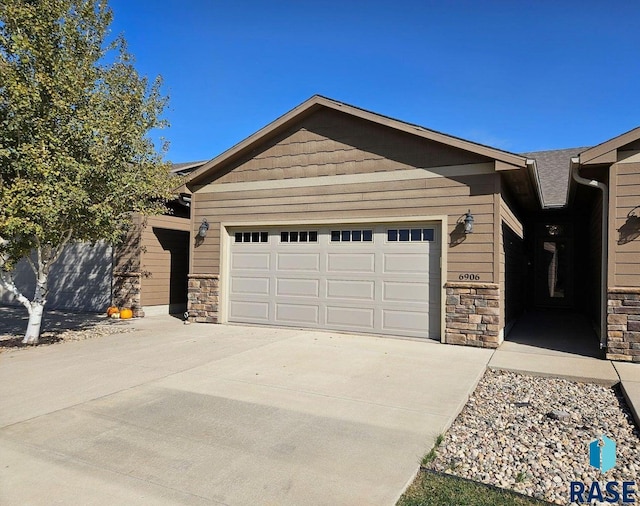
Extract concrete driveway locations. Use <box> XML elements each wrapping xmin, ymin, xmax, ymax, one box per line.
<box><xmin>0</xmin><ymin>316</ymin><xmax>492</xmax><ymax>505</ymax></box>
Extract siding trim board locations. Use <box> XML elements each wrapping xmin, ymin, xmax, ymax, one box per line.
<box><xmin>194</xmin><ymin>163</ymin><xmax>496</xmax><ymax>193</ymax></box>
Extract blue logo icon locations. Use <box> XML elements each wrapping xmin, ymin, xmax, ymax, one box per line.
<box><xmin>589</xmin><ymin>435</ymin><xmax>616</xmax><ymax>473</ymax></box>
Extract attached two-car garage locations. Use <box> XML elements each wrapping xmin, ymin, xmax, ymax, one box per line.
<box><xmin>185</xmin><ymin>96</ymin><xmax>528</xmax><ymax>347</ymax></box>
<box><xmin>226</xmin><ymin>222</ymin><xmax>442</xmax><ymax>339</ymax></box>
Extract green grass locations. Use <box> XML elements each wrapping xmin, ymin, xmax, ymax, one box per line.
<box><xmin>420</xmin><ymin>433</ymin><xmax>444</xmax><ymax>466</ymax></box>
<box><xmin>397</xmin><ymin>470</ymin><xmax>552</xmax><ymax>506</ymax></box>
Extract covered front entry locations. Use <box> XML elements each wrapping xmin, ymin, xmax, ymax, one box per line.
<box><xmin>226</xmin><ymin>222</ymin><xmax>442</xmax><ymax>339</ymax></box>
<box><xmin>505</xmin><ymin>206</ymin><xmax>602</xmax><ymax>356</ymax></box>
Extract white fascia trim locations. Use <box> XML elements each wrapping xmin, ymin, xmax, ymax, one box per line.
<box><xmin>526</xmin><ymin>158</ymin><xmax>546</xmax><ymax>209</ymax></box>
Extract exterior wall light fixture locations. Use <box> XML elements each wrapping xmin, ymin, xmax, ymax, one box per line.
<box><xmin>198</xmin><ymin>218</ymin><xmax>210</xmax><ymax>238</ymax></box>
<box><xmin>464</xmin><ymin>210</ymin><xmax>474</xmax><ymax>234</ymax></box>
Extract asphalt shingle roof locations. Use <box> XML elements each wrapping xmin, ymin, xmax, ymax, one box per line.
<box><xmin>520</xmin><ymin>147</ymin><xmax>589</xmax><ymax>208</ymax></box>
<box><xmin>170</xmin><ymin>160</ymin><xmax>208</xmax><ymax>176</ymax></box>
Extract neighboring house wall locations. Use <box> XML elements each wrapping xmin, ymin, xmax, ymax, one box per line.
<box><xmin>112</xmin><ymin>213</ymin><xmax>191</xmax><ymax>317</ymax></box>
<box><xmin>0</xmin><ymin>242</ymin><xmax>112</xmax><ymax>312</ymax></box>
<box><xmin>139</xmin><ymin>215</ymin><xmax>190</xmax><ymax>315</ymax></box>
<box><xmin>189</xmin><ymin>108</ymin><xmax>512</xmax><ymax>347</ymax></box>
<box><xmin>607</xmin><ymin>155</ymin><xmax>640</xmax><ymax>362</ymax></box>
<box><xmin>112</xmin><ymin>214</ymin><xmax>143</xmax><ymax>316</ymax></box>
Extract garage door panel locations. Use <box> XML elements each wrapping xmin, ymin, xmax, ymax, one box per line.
<box><xmin>229</xmin><ymin>223</ymin><xmax>441</xmax><ymax>339</ymax></box>
<box><xmin>276</xmin><ymin>278</ymin><xmax>320</xmax><ymax>297</ymax></box>
<box><xmin>326</xmin><ymin>306</ymin><xmax>375</xmax><ymax>329</ymax></box>
<box><xmin>276</xmin><ymin>253</ymin><xmax>320</xmax><ymax>272</ymax></box>
<box><xmin>231</xmin><ymin>277</ymin><xmax>270</xmax><ymax>296</ymax></box>
<box><xmin>326</xmin><ymin>279</ymin><xmax>375</xmax><ymax>301</ymax></box>
<box><xmin>275</xmin><ymin>303</ymin><xmax>319</xmax><ymax>324</ymax></box>
<box><xmin>230</xmin><ymin>301</ymin><xmax>270</xmax><ymax>321</ymax></box>
<box><xmin>383</xmin><ymin>253</ymin><xmax>431</xmax><ymax>274</ymax></box>
<box><xmin>382</xmin><ymin>309</ymin><xmax>430</xmax><ymax>333</ymax></box>
<box><xmin>383</xmin><ymin>281</ymin><xmax>431</xmax><ymax>303</ymax></box>
<box><xmin>232</xmin><ymin>253</ymin><xmax>270</xmax><ymax>270</ymax></box>
<box><xmin>327</xmin><ymin>253</ymin><xmax>375</xmax><ymax>273</ymax></box>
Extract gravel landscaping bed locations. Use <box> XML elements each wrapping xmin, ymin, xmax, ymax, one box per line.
<box><xmin>0</xmin><ymin>319</ymin><xmax>135</xmax><ymax>352</ymax></box>
<box><xmin>428</xmin><ymin>369</ymin><xmax>639</xmax><ymax>505</ymax></box>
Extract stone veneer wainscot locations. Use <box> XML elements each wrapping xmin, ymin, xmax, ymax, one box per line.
<box><xmin>444</xmin><ymin>282</ymin><xmax>501</xmax><ymax>348</ymax></box>
<box><xmin>188</xmin><ymin>274</ymin><xmax>219</xmax><ymax>323</ymax></box>
<box><xmin>112</xmin><ymin>271</ymin><xmax>144</xmax><ymax>317</ymax></box>
<box><xmin>607</xmin><ymin>287</ymin><xmax>640</xmax><ymax>362</ymax></box>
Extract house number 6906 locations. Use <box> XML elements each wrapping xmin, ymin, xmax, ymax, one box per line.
<box><xmin>459</xmin><ymin>273</ymin><xmax>480</xmax><ymax>281</ymax></box>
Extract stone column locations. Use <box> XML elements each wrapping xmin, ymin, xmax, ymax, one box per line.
<box><xmin>444</xmin><ymin>282</ymin><xmax>501</xmax><ymax>348</ymax></box>
<box><xmin>607</xmin><ymin>287</ymin><xmax>640</xmax><ymax>362</ymax></box>
<box><xmin>112</xmin><ymin>271</ymin><xmax>144</xmax><ymax>317</ymax></box>
<box><xmin>188</xmin><ymin>274</ymin><xmax>219</xmax><ymax>323</ymax></box>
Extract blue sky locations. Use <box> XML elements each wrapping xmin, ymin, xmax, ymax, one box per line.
<box><xmin>108</xmin><ymin>0</ymin><xmax>640</xmax><ymax>163</ymax></box>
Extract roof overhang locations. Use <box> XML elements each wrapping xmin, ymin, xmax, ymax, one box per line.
<box><xmin>185</xmin><ymin>95</ymin><xmax>528</xmax><ymax>188</ymax></box>
<box><xmin>579</xmin><ymin>126</ymin><xmax>640</xmax><ymax>166</ymax></box>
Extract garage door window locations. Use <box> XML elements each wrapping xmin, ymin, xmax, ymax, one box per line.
<box><xmin>280</xmin><ymin>231</ymin><xmax>318</xmax><ymax>243</ymax></box>
<box><xmin>387</xmin><ymin>228</ymin><xmax>435</xmax><ymax>242</ymax></box>
<box><xmin>330</xmin><ymin>229</ymin><xmax>373</xmax><ymax>242</ymax></box>
<box><xmin>235</xmin><ymin>231</ymin><xmax>268</xmax><ymax>243</ymax></box>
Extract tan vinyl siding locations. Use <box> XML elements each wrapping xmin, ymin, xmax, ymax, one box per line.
<box><xmin>611</xmin><ymin>160</ymin><xmax>640</xmax><ymax>287</ymax></box>
<box><xmin>113</xmin><ymin>214</ymin><xmax>142</xmax><ymax>272</ymax></box>
<box><xmin>139</xmin><ymin>215</ymin><xmax>190</xmax><ymax>307</ymax></box>
<box><xmin>193</xmin><ymin>173</ymin><xmax>498</xmax><ymax>283</ymax></box>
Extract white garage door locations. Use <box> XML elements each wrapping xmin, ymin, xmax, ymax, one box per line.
<box><xmin>227</xmin><ymin>223</ymin><xmax>441</xmax><ymax>339</ymax></box>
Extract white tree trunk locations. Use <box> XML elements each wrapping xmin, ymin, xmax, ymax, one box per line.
<box><xmin>23</xmin><ymin>301</ymin><xmax>44</xmax><ymax>344</ymax></box>
<box><xmin>2</xmin><ymin>231</ymin><xmax>72</xmax><ymax>345</ymax></box>
<box><xmin>22</xmin><ymin>272</ymin><xmax>48</xmax><ymax>344</ymax></box>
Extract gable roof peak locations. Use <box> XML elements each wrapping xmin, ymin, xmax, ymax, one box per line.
<box><xmin>184</xmin><ymin>95</ymin><xmax>528</xmax><ymax>186</ymax></box>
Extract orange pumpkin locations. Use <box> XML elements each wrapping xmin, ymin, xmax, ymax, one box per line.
<box><xmin>107</xmin><ymin>306</ymin><xmax>119</xmax><ymax>317</ymax></box>
<box><xmin>120</xmin><ymin>308</ymin><xmax>133</xmax><ymax>319</ymax></box>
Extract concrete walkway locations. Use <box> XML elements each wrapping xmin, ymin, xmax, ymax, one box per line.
<box><xmin>0</xmin><ymin>316</ymin><xmax>492</xmax><ymax>506</ymax></box>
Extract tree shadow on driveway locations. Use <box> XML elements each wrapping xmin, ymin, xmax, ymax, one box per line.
<box><xmin>0</xmin><ymin>305</ymin><xmax>131</xmax><ymax>350</ymax></box>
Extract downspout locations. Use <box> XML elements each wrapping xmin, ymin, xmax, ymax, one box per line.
<box><xmin>571</xmin><ymin>157</ymin><xmax>608</xmax><ymax>349</ymax></box>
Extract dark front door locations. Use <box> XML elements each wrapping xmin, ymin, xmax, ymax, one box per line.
<box><xmin>534</xmin><ymin>224</ymin><xmax>574</xmax><ymax>308</ymax></box>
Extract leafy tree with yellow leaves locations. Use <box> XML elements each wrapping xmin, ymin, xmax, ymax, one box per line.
<box><xmin>0</xmin><ymin>0</ymin><xmax>175</xmax><ymax>343</ymax></box>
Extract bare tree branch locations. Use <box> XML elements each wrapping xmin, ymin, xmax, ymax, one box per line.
<box><xmin>50</xmin><ymin>228</ymin><xmax>73</xmax><ymax>265</ymax></box>
<box><xmin>0</xmin><ymin>271</ymin><xmax>32</xmax><ymax>314</ymax></box>
<box><xmin>25</xmin><ymin>254</ymin><xmax>37</xmax><ymax>276</ymax></box>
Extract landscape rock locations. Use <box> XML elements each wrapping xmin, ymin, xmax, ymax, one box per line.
<box><xmin>428</xmin><ymin>369</ymin><xmax>640</xmax><ymax>505</ymax></box>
